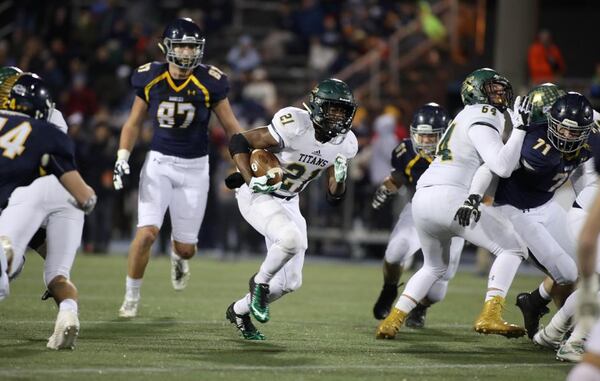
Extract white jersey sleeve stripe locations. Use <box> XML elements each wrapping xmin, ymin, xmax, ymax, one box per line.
<box><xmin>268</xmin><ymin>123</ymin><xmax>285</xmax><ymax>149</ymax></box>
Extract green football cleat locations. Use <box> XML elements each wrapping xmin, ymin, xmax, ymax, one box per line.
<box><xmin>250</xmin><ymin>283</ymin><xmax>270</xmax><ymax>323</ymax></box>
<box><xmin>226</xmin><ymin>303</ymin><xmax>265</xmax><ymax>340</ymax></box>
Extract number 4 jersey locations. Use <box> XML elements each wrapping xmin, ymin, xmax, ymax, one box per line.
<box><xmin>417</xmin><ymin>104</ymin><xmax>506</xmax><ymax>190</ymax></box>
<box><xmin>131</xmin><ymin>62</ymin><xmax>229</xmax><ymax>158</ymax></box>
<box><xmin>0</xmin><ymin>113</ymin><xmax>76</xmax><ymax>208</ymax></box>
<box><xmin>267</xmin><ymin>107</ymin><xmax>358</xmax><ymax>198</ymax></box>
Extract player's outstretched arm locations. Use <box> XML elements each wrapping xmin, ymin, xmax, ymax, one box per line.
<box><xmin>113</xmin><ymin>97</ymin><xmax>148</xmax><ymax>190</ymax></box>
<box><xmin>59</xmin><ymin>171</ymin><xmax>97</xmax><ymax>214</ymax></box>
<box><xmin>325</xmin><ymin>154</ymin><xmax>348</xmax><ymax>205</ymax></box>
<box><xmin>213</xmin><ymin>98</ymin><xmax>244</xmax><ymax>137</ymax></box>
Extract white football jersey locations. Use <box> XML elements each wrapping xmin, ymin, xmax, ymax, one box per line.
<box><xmin>267</xmin><ymin>106</ymin><xmax>358</xmax><ymax>197</ymax></box>
<box><xmin>417</xmin><ymin>104</ymin><xmax>505</xmax><ymax>190</ymax></box>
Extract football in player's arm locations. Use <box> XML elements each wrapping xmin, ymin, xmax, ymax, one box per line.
<box><xmin>224</xmin><ymin>78</ymin><xmax>357</xmax><ymax>340</ymax></box>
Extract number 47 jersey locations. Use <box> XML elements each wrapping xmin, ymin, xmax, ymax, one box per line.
<box><xmin>417</xmin><ymin>104</ymin><xmax>506</xmax><ymax>190</ymax></box>
<box><xmin>267</xmin><ymin>107</ymin><xmax>358</xmax><ymax>198</ymax></box>
<box><xmin>132</xmin><ymin>62</ymin><xmax>230</xmax><ymax>159</ymax></box>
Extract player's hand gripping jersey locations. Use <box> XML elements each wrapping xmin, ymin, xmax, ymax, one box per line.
<box><xmin>0</xmin><ymin>113</ymin><xmax>76</xmax><ymax>208</ymax></box>
<box><xmin>418</xmin><ymin>104</ymin><xmax>517</xmax><ymax>190</ymax></box>
<box><xmin>131</xmin><ymin>61</ymin><xmax>229</xmax><ymax>158</ymax></box>
<box><xmin>267</xmin><ymin>107</ymin><xmax>358</xmax><ymax>198</ymax></box>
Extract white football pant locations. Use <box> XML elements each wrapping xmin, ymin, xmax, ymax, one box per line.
<box><xmin>137</xmin><ymin>151</ymin><xmax>209</xmax><ymax>244</ymax></box>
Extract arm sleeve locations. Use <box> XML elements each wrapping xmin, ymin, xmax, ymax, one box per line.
<box><xmin>469</xmin><ymin>164</ymin><xmax>496</xmax><ymax>196</ymax></box>
<box><xmin>468</xmin><ymin>124</ymin><xmax>526</xmax><ymax>178</ymax></box>
<box><xmin>45</xmin><ymin>129</ymin><xmax>77</xmax><ymax>177</ymax></box>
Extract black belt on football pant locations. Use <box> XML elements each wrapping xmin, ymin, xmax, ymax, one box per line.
<box><xmin>271</xmin><ymin>192</ymin><xmax>296</xmax><ymax>201</ymax></box>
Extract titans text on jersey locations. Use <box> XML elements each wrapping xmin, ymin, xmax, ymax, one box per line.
<box><xmin>131</xmin><ymin>61</ymin><xmax>229</xmax><ymax>158</ymax></box>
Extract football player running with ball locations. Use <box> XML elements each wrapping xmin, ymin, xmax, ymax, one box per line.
<box><xmin>371</xmin><ymin>103</ymin><xmax>464</xmax><ymax>327</ymax></box>
<box><xmin>225</xmin><ymin>78</ymin><xmax>358</xmax><ymax>340</ymax></box>
<box><xmin>113</xmin><ymin>18</ymin><xmax>242</xmax><ymax>318</ymax></box>
<box><xmin>376</xmin><ymin>68</ymin><xmax>531</xmax><ymax>339</ymax></box>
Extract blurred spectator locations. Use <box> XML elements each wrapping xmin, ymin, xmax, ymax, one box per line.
<box><xmin>242</xmin><ymin>68</ymin><xmax>278</xmax><ymax>115</ymax></box>
<box><xmin>528</xmin><ymin>29</ymin><xmax>566</xmax><ymax>84</ymax></box>
<box><xmin>226</xmin><ymin>35</ymin><xmax>261</xmax><ymax>75</ymax></box>
<box><xmin>66</xmin><ymin>73</ymin><xmax>99</xmax><ymax>118</ymax></box>
<box><xmin>369</xmin><ymin>110</ymin><xmax>400</xmax><ymax>185</ymax></box>
<box><xmin>82</xmin><ymin>121</ymin><xmax>117</xmax><ymax>253</ymax></box>
<box><xmin>590</xmin><ymin>62</ymin><xmax>600</xmax><ymax>100</ymax></box>
<box><xmin>418</xmin><ymin>1</ymin><xmax>447</xmax><ymax>45</ymax></box>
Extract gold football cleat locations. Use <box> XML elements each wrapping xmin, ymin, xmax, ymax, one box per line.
<box><xmin>474</xmin><ymin>295</ymin><xmax>526</xmax><ymax>338</ymax></box>
<box><xmin>375</xmin><ymin>308</ymin><xmax>407</xmax><ymax>339</ymax></box>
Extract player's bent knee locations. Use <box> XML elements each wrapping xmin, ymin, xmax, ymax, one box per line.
<box><xmin>554</xmin><ymin>257</ymin><xmax>578</xmax><ymax>285</ymax></box>
<box><xmin>137</xmin><ymin>226</ymin><xmax>159</xmax><ymax>247</ymax></box>
<box><xmin>44</xmin><ymin>271</ymin><xmax>70</xmax><ymax>287</ymax></box>
<box><xmin>277</xmin><ymin>227</ymin><xmax>305</xmax><ymax>255</ymax></box>
<box><xmin>173</xmin><ymin>241</ymin><xmax>196</xmax><ymax>259</ymax></box>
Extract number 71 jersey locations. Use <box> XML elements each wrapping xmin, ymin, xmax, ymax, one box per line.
<box><xmin>417</xmin><ymin>104</ymin><xmax>506</xmax><ymax>190</ymax></box>
<box><xmin>131</xmin><ymin>62</ymin><xmax>229</xmax><ymax>159</ymax></box>
<box><xmin>267</xmin><ymin>107</ymin><xmax>358</xmax><ymax>197</ymax></box>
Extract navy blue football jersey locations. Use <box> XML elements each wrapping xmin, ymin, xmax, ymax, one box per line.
<box><xmin>0</xmin><ymin>113</ymin><xmax>76</xmax><ymax>208</ymax></box>
<box><xmin>390</xmin><ymin>139</ymin><xmax>433</xmax><ymax>192</ymax></box>
<box><xmin>495</xmin><ymin>125</ymin><xmax>591</xmax><ymax>209</ymax></box>
<box><xmin>131</xmin><ymin>62</ymin><xmax>229</xmax><ymax>158</ymax></box>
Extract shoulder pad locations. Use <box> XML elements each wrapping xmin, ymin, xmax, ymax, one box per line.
<box><xmin>342</xmin><ymin>131</ymin><xmax>358</xmax><ymax>159</ymax></box>
<box><xmin>464</xmin><ymin>104</ymin><xmax>503</xmax><ymax>132</ymax></box>
<box><xmin>131</xmin><ymin>62</ymin><xmax>165</xmax><ymax>89</ymax></box>
<box><xmin>272</xmin><ymin>107</ymin><xmax>312</xmax><ymax>137</ymax></box>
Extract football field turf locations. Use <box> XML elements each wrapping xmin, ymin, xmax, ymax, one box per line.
<box><xmin>1</xmin><ymin>254</ymin><xmax>573</xmax><ymax>380</ymax></box>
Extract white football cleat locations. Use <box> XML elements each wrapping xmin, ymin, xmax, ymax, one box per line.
<box><xmin>556</xmin><ymin>340</ymin><xmax>585</xmax><ymax>362</ymax></box>
<box><xmin>47</xmin><ymin>310</ymin><xmax>79</xmax><ymax>350</ymax></box>
<box><xmin>533</xmin><ymin>326</ymin><xmax>563</xmax><ymax>350</ymax></box>
<box><xmin>118</xmin><ymin>297</ymin><xmax>139</xmax><ymax>318</ymax></box>
<box><xmin>171</xmin><ymin>256</ymin><xmax>190</xmax><ymax>291</ymax></box>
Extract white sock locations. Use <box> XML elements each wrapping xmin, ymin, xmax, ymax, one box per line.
<box><xmin>539</xmin><ymin>282</ymin><xmax>551</xmax><ymax>300</ymax></box>
<box><xmin>546</xmin><ymin>291</ymin><xmax>576</xmax><ymax>338</ymax></box>
<box><xmin>254</xmin><ymin>244</ymin><xmax>293</xmax><ymax>284</ymax></box>
<box><xmin>568</xmin><ymin>322</ymin><xmax>590</xmax><ymax>344</ymax></box>
<box><xmin>485</xmin><ymin>253</ymin><xmax>522</xmax><ymax>301</ymax></box>
<box><xmin>233</xmin><ymin>293</ymin><xmax>251</xmax><ymax>315</ymax></box>
<box><xmin>396</xmin><ymin>294</ymin><xmax>417</xmax><ymax>313</ymax></box>
<box><xmin>125</xmin><ymin>276</ymin><xmax>142</xmax><ymax>300</ymax></box>
<box><xmin>59</xmin><ymin>298</ymin><xmax>78</xmax><ymax>314</ymax></box>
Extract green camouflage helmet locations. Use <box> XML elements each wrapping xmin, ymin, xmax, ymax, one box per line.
<box><xmin>526</xmin><ymin>82</ymin><xmax>566</xmax><ymax>125</ymax></box>
<box><xmin>305</xmin><ymin>78</ymin><xmax>357</xmax><ymax>143</ymax></box>
<box><xmin>0</xmin><ymin>66</ymin><xmax>23</xmax><ymax>110</ymax></box>
<box><xmin>460</xmin><ymin>68</ymin><xmax>513</xmax><ymax>111</ymax></box>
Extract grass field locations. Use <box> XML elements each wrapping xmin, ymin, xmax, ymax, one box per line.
<box><xmin>0</xmin><ymin>253</ymin><xmax>574</xmax><ymax>381</ymax></box>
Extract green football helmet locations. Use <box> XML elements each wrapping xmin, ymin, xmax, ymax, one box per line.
<box><xmin>0</xmin><ymin>66</ymin><xmax>23</xmax><ymax>109</ymax></box>
<box><xmin>526</xmin><ymin>82</ymin><xmax>566</xmax><ymax>125</ymax></box>
<box><xmin>460</xmin><ymin>68</ymin><xmax>513</xmax><ymax>111</ymax></box>
<box><xmin>305</xmin><ymin>78</ymin><xmax>357</xmax><ymax>143</ymax></box>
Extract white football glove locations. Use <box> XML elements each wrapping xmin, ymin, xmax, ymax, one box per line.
<box><xmin>508</xmin><ymin>95</ymin><xmax>532</xmax><ymax>131</ymax></box>
<box><xmin>576</xmin><ymin>275</ymin><xmax>600</xmax><ymax>334</ymax></box>
<box><xmin>372</xmin><ymin>185</ymin><xmax>394</xmax><ymax>210</ymax></box>
<box><xmin>249</xmin><ymin>172</ymin><xmax>282</xmax><ymax>194</ymax></box>
<box><xmin>334</xmin><ymin>154</ymin><xmax>348</xmax><ymax>183</ymax></box>
<box><xmin>113</xmin><ymin>149</ymin><xmax>131</xmax><ymax>190</ymax></box>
